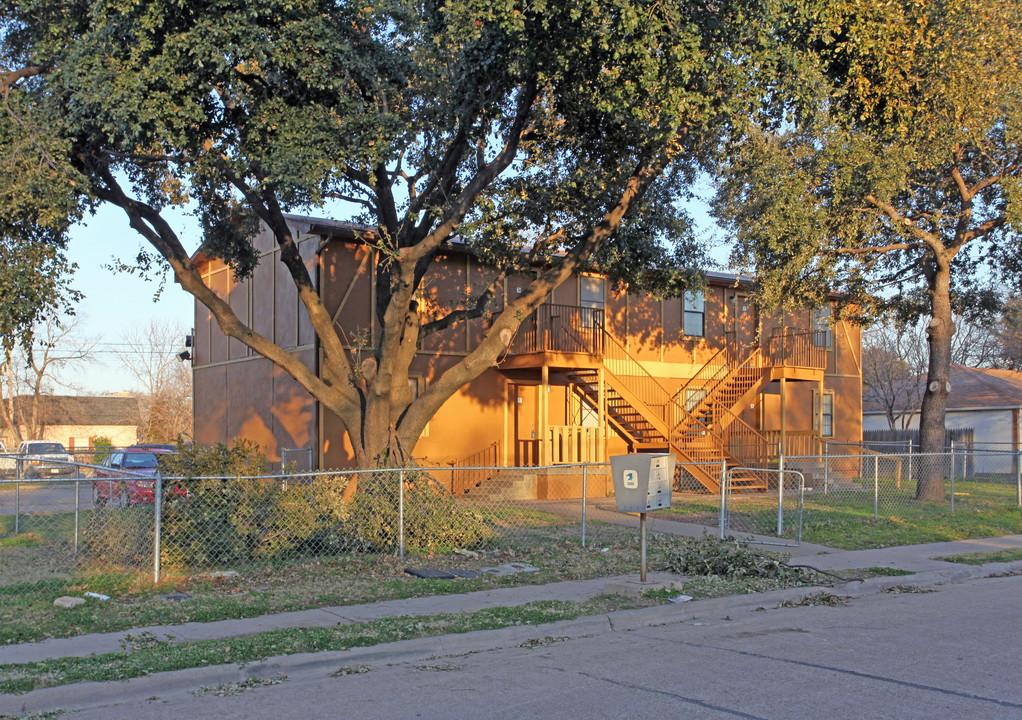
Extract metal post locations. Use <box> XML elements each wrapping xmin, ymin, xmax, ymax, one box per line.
<box><xmin>719</xmin><ymin>459</ymin><xmax>727</xmax><ymax>540</ymax></box>
<box><xmin>153</xmin><ymin>472</ymin><xmax>163</xmax><ymax>584</ymax></box>
<box><xmin>74</xmin><ymin>478</ymin><xmax>80</xmax><ymax>556</ymax></box>
<box><xmin>581</xmin><ymin>463</ymin><xmax>588</xmax><ymax>548</ymax></box>
<box><xmin>823</xmin><ymin>441</ymin><xmax>830</xmax><ymax>494</ymax></box>
<box><xmin>639</xmin><ymin>512</ymin><xmax>647</xmax><ymax>583</ymax></box>
<box><xmin>398</xmin><ymin>469</ymin><xmax>405</xmax><ymax>561</ymax></box>
<box><xmin>14</xmin><ymin>481</ymin><xmax>20</xmax><ymax>535</ymax></box>
<box><xmin>907</xmin><ymin>439</ymin><xmax>913</xmax><ymax>482</ymax></box>
<box><xmin>777</xmin><ymin>443</ymin><xmax>785</xmax><ymax>536</ymax></box>
<box><xmin>873</xmin><ymin>454</ymin><xmax>879</xmax><ymax>520</ymax></box>
<box><xmin>1016</xmin><ymin>450</ymin><xmax>1021</xmax><ymax>509</ymax></box>
<box><xmin>950</xmin><ymin>442</ymin><xmax>956</xmax><ymax>514</ymax></box>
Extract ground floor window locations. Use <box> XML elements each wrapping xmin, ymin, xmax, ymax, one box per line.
<box><xmin>814</xmin><ymin>391</ymin><xmax>834</xmax><ymax>437</ymax></box>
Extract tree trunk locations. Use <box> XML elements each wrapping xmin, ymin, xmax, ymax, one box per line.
<box><xmin>916</xmin><ymin>257</ymin><xmax>953</xmax><ymax>501</ymax></box>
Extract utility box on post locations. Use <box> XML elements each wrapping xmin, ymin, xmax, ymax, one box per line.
<box><xmin>610</xmin><ymin>453</ymin><xmax>675</xmax><ymax>513</ymax></box>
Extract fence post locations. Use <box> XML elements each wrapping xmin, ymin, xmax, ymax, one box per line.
<box><xmin>823</xmin><ymin>441</ymin><xmax>830</xmax><ymax>494</ymax></box>
<box><xmin>1016</xmin><ymin>449</ymin><xmax>1021</xmax><ymax>509</ymax></box>
<box><xmin>907</xmin><ymin>439</ymin><xmax>913</xmax><ymax>483</ymax></box>
<box><xmin>873</xmin><ymin>454</ymin><xmax>879</xmax><ymax>521</ymax></box>
<box><xmin>719</xmin><ymin>459</ymin><xmax>727</xmax><ymax>540</ymax></box>
<box><xmin>950</xmin><ymin>442</ymin><xmax>956</xmax><ymax>514</ymax></box>
<box><xmin>581</xmin><ymin>463</ymin><xmax>588</xmax><ymax>548</ymax></box>
<box><xmin>153</xmin><ymin>472</ymin><xmax>162</xmax><ymax>584</ymax></box>
<box><xmin>74</xmin><ymin>478</ymin><xmax>80</xmax><ymax>556</ymax></box>
<box><xmin>14</xmin><ymin>480</ymin><xmax>19</xmax><ymax>534</ymax></box>
<box><xmin>398</xmin><ymin>469</ymin><xmax>405</xmax><ymax>561</ymax></box>
<box><xmin>777</xmin><ymin>443</ymin><xmax>785</xmax><ymax>537</ymax></box>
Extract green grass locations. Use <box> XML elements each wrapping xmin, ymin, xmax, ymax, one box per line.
<box><xmin>0</xmin><ymin>597</ymin><xmax>645</xmax><ymax>694</ymax></box>
<box><xmin>664</xmin><ymin>480</ymin><xmax>1022</xmax><ymax>550</ymax></box>
<box><xmin>0</xmin><ymin>522</ymin><xmax>695</xmax><ymax>646</ymax></box>
<box><xmin>933</xmin><ymin>548</ymin><xmax>1022</xmax><ymax>565</ymax></box>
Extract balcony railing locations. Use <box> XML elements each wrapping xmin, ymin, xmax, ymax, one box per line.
<box><xmin>509</xmin><ymin>304</ymin><xmax>604</xmax><ymax>355</ymax></box>
<box><xmin>767</xmin><ymin>328</ymin><xmax>828</xmax><ymax>369</ymax></box>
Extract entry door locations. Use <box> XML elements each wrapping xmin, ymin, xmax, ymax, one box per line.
<box><xmin>513</xmin><ymin>384</ymin><xmax>539</xmax><ymax>466</ymax></box>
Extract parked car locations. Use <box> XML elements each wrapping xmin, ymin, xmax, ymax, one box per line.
<box><xmin>91</xmin><ymin>447</ymin><xmax>186</xmax><ymax>506</ymax></box>
<box><xmin>17</xmin><ymin>440</ymin><xmax>77</xmax><ymax>478</ymax></box>
<box><xmin>0</xmin><ymin>441</ymin><xmax>16</xmax><ymax>479</ymax></box>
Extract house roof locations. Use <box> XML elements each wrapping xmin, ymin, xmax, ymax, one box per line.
<box><xmin>3</xmin><ymin>395</ymin><xmax>139</xmax><ymax>427</ymax></box>
<box><xmin>863</xmin><ymin>366</ymin><xmax>1022</xmax><ymax>414</ymax></box>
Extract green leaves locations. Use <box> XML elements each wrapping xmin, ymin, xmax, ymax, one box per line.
<box><xmin>714</xmin><ymin>0</ymin><xmax>1022</xmax><ymax>320</ymax></box>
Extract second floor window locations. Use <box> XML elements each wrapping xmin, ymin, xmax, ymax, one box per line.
<box><xmin>580</xmin><ymin>276</ymin><xmax>605</xmax><ymax>309</ymax></box>
<box><xmin>684</xmin><ymin>291</ymin><xmax>705</xmax><ymax>337</ymax></box>
<box><xmin>580</xmin><ymin>276</ymin><xmax>605</xmax><ymax>328</ymax></box>
<box><xmin>813</xmin><ymin>305</ymin><xmax>832</xmax><ymax>347</ymax></box>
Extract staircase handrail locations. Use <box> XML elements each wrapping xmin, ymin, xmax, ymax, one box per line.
<box><xmin>675</xmin><ymin>336</ymin><xmax>763</xmax><ymax>410</ymax></box>
<box><xmin>595</xmin><ymin>318</ymin><xmax>707</xmax><ymax>434</ymax></box>
<box><xmin>677</xmin><ymin>346</ymin><xmax>767</xmax><ymax>427</ymax></box>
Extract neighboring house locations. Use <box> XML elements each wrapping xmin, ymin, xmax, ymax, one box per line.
<box><xmin>0</xmin><ymin>395</ymin><xmax>140</xmax><ymax>449</ymax></box>
<box><xmin>863</xmin><ymin>365</ymin><xmax>1022</xmax><ymax>474</ymax></box>
<box><xmin>191</xmin><ymin>215</ymin><xmax>863</xmax><ymax>496</ymax></box>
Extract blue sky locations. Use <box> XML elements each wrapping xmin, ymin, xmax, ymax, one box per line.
<box><xmin>60</xmin><ymin>205</ymin><xmax>197</xmax><ymax>394</ymax></box>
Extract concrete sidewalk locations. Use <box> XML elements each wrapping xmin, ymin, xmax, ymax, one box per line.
<box><xmin>4</xmin><ymin>534</ymin><xmax>1022</xmax><ymax>668</ymax></box>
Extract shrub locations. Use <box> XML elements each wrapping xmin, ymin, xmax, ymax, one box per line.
<box><xmin>158</xmin><ymin>442</ymin><xmax>492</xmax><ymax>569</ymax></box>
<box><xmin>90</xmin><ymin>436</ymin><xmax>113</xmax><ymax>465</ymax></box>
<box><xmin>83</xmin><ymin>508</ymin><xmax>153</xmax><ymax>566</ymax></box>
<box><xmin>344</xmin><ymin>471</ymin><xmax>493</xmax><ymax>553</ymax></box>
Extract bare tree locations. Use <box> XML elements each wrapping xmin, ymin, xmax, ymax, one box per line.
<box><xmin>0</xmin><ymin>316</ymin><xmax>95</xmax><ymax>442</ymax></box>
<box><xmin>951</xmin><ymin>315</ymin><xmax>1000</xmax><ymax>369</ymax></box>
<box><xmin>864</xmin><ymin>313</ymin><xmax>1000</xmax><ymax>431</ymax></box>
<box><xmin>863</xmin><ymin>323</ymin><xmax>928</xmax><ymax>430</ymax></box>
<box><xmin>995</xmin><ymin>296</ymin><xmax>1022</xmax><ymax>371</ymax></box>
<box><xmin>112</xmin><ymin>319</ymin><xmax>192</xmax><ymax>442</ymax></box>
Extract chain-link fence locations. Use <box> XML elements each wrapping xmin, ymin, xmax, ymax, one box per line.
<box><xmin>3</xmin><ymin>449</ymin><xmax>1020</xmax><ymax>586</ymax></box>
<box><xmin>0</xmin><ymin>463</ymin><xmax>612</xmax><ymax>586</ymax></box>
<box><xmin>721</xmin><ymin>467</ymin><xmax>806</xmax><ymax>546</ymax></box>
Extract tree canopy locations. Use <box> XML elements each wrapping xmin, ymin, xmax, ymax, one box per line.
<box><xmin>713</xmin><ymin>0</ymin><xmax>1022</xmax><ymax>498</ymax></box>
<box><xmin>1</xmin><ymin>0</ymin><xmax>790</xmax><ymax>466</ymax></box>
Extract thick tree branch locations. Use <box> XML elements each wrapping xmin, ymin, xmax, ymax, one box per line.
<box><xmin>89</xmin><ymin>165</ymin><xmax>360</xmax><ymax>420</ymax></box>
<box><xmin>398</xmin><ymin>134</ymin><xmax>683</xmax><ymax>445</ymax></box>
<box><xmin>420</xmin><ymin>270</ymin><xmax>508</xmax><ymax>337</ymax></box>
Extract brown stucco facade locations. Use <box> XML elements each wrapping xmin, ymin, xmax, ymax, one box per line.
<box><xmin>191</xmin><ymin>215</ymin><xmax>862</xmax><ymax>492</ymax></box>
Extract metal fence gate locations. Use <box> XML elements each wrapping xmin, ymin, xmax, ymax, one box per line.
<box><xmin>721</xmin><ymin>467</ymin><xmax>806</xmax><ymax>547</ymax></box>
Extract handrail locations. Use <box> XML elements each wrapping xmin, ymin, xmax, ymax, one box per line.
<box><xmin>677</xmin><ymin>346</ymin><xmax>766</xmax><ymax>427</ymax></box>
<box><xmin>596</xmin><ymin>318</ymin><xmax>700</xmax><ymax>432</ymax></box>
<box><xmin>508</xmin><ymin>304</ymin><xmax>603</xmax><ymax>355</ymax></box>
<box><xmin>767</xmin><ymin>327</ymin><xmax>828</xmax><ymax>369</ymax></box>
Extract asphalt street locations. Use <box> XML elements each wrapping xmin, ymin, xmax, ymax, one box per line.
<box><xmin>0</xmin><ymin>480</ymin><xmax>95</xmax><ymax>513</ymax></box>
<box><xmin>9</xmin><ymin>570</ymin><xmax>1020</xmax><ymax>719</ymax></box>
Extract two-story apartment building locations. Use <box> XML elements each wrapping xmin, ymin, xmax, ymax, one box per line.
<box><xmin>191</xmin><ymin>215</ymin><xmax>862</xmax><ymax>495</ymax></box>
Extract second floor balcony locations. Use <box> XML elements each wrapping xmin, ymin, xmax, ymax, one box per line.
<box><xmin>502</xmin><ymin>304</ymin><xmax>604</xmax><ymax>369</ymax></box>
<box><xmin>502</xmin><ymin>303</ymin><xmax>829</xmax><ymax>377</ymax></box>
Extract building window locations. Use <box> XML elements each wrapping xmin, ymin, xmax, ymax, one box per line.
<box><xmin>814</xmin><ymin>391</ymin><xmax>834</xmax><ymax>437</ymax></box>
<box><xmin>683</xmin><ymin>291</ymin><xmax>704</xmax><ymax>337</ymax></box>
<box><xmin>813</xmin><ymin>305</ymin><xmax>832</xmax><ymax>347</ymax></box>
<box><xmin>579</xmin><ymin>276</ymin><xmax>605</xmax><ymax>327</ymax></box>
<box><xmin>683</xmin><ymin>387</ymin><xmax>707</xmax><ymax>412</ymax></box>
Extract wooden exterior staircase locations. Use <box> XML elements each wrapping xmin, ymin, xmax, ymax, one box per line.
<box><xmin>501</xmin><ymin>304</ymin><xmax>829</xmax><ymax>494</ymax></box>
<box><xmin>566</xmin><ymin>323</ymin><xmax>774</xmax><ymax>493</ymax></box>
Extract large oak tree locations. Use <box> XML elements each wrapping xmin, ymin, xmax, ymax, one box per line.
<box><xmin>2</xmin><ymin>0</ymin><xmax>788</xmax><ymax>468</ymax></box>
<box><xmin>714</xmin><ymin>0</ymin><xmax>1022</xmax><ymax>499</ymax></box>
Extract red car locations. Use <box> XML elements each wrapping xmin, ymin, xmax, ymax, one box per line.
<box><xmin>91</xmin><ymin>448</ymin><xmax>186</xmax><ymax>506</ymax></box>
